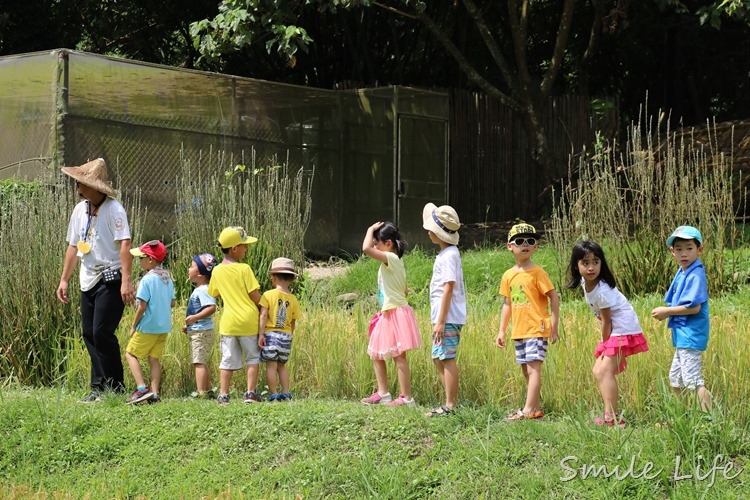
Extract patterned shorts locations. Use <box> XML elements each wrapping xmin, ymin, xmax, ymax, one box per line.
<box><xmin>669</xmin><ymin>348</ymin><xmax>705</xmax><ymax>389</ymax></box>
<box><xmin>514</xmin><ymin>337</ymin><xmax>548</xmax><ymax>365</ymax></box>
<box><xmin>431</xmin><ymin>324</ymin><xmax>462</xmax><ymax>360</ymax></box>
<box><xmin>261</xmin><ymin>331</ymin><xmax>293</xmax><ymax>364</ymax></box>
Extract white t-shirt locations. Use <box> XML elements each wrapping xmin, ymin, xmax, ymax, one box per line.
<box><xmin>429</xmin><ymin>245</ymin><xmax>467</xmax><ymax>325</ymax></box>
<box><xmin>582</xmin><ymin>280</ymin><xmax>642</xmax><ymax>336</ymax></box>
<box><xmin>66</xmin><ymin>197</ymin><xmax>131</xmax><ymax>291</ymax></box>
<box><xmin>377</xmin><ymin>251</ymin><xmax>408</xmax><ymax>311</ymax></box>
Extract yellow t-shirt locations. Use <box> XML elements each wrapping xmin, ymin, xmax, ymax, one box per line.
<box><xmin>207</xmin><ymin>262</ymin><xmax>260</xmax><ymax>336</ymax></box>
<box><xmin>260</xmin><ymin>289</ymin><xmax>300</xmax><ymax>334</ymax></box>
<box><xmin>499</xmin><ymin>265</ymin><xmax>555</xmax><ymax>339</ymax></box>
<box><xmin>377</xmin><ymin>252</ymin><xmax>408</xmax><ymax>311</ymax></box>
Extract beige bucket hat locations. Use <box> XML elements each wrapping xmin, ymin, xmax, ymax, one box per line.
<box><xmin>422</xmin><ymin>203</ymin><xmax>461</xmax><ymax>245</ymax></box>
<box><xmin>61</xmin><ymin>158</ymin><xmax>117</xmax><ymax>197</ymax></box>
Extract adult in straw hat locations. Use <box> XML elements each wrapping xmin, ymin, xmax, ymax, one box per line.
<box><xmin>56</xmin><ymin>158</ymin><xmax>135</xmax><ymax>402</ymax></box>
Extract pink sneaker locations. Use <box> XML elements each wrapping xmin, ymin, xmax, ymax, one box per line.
<box><xmin>386</xmin><ymin>394</ymin><xmax>416</xmax><ymax>408</ymax></box>
<box><xmin>361</xmin><ymin>392</ymin><xmax>392</xmax><ymax>405</ymax></box>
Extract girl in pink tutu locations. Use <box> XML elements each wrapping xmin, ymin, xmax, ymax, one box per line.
<box><xmin>360</xmin><ymin>221</ymin><xmax>422</xmax><ymax>407</ymax></box>
<box><xmin>567</xmin><ymin>241</ymin><xmax>649</xmax><ymax>427</ymax></box>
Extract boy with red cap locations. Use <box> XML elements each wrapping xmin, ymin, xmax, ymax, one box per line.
<box><xmin>126</xmin><ymin>240</ymin><xmax>175</xmax><ymax>404</ymax></box>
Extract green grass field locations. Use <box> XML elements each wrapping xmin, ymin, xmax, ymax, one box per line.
<box><xmin>1</xmin><ymin>247</ymin><xmax>749</xmax><ymax>498</ymax></box>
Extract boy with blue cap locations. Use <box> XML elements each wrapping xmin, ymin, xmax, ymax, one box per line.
<box><xmin>651</xmin><ymin>225</ymin><xmax>712</xmax><ymax>411</ymax></box>
<box><xmin>184</xmin><ymin>253</ymin><xmax>218</xmax><ymax>399</ymax></box>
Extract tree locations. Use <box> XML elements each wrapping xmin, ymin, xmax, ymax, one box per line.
<box><xmin>191</xmin><ymin>0</ymin><xmax>618</xmax><ymax>188</ymax></box>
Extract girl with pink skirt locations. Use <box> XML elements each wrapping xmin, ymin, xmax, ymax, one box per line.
<box><xmin>360</xmin><ymin>221</ymin><xmax>421</xmax><ymax>407</ymax></box>
<box><xmin>567</xmin><ymin>241</ymin><xmax>649</xmax><ymax>427</ymax></box>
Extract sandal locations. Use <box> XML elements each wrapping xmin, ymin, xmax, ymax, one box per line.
<box><xmin>591</xmin><ymin>412</ymin><xmax>625</xmax><ymax>428</ymax></box>
<box><xmin>425</xmin><ymin>405</ymin><xmax>454</xmax><ymax>417</ymax></box>
<box><xmin>505</xmin><ymin>408</ymin><xmax>544</xmax><ymax>421</ymax></box>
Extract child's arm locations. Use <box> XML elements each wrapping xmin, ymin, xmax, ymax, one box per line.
<box><xmin>599</xmin><ymin>307</ymin><xmax>613</xmax><ymax>342</ymax></box>
<box><xmin>651</xmin><ymin>304</ymin><xmax>701</xmax><ymax>321</ymax></box>
<box><xmin>258</xmin><ymin>306</ymin><xmax>269</xmax><ymax>348</ymax></box>
<box><xmin>130</xmin><ymin>300</ymin><xmax>147</xmax><ymax>337</ymax></box>
<box><xmin>186</xmin><ymin>305</ymin><xmax>217</xmax><ymax>326</ymax></box>
<box><xmin>290</xmin><ymin>319</ymin><xmax>296</xmax><ymax>335</ymax></box>
<box><xmin>547</xmin><ymin>289</ymin><xmax>560</xmax><ymax>344</ymax></box>
<box><xmin>248</xmin><ymin>290</ymin><xmax>261</xmax><ymax>307</ymax></box>
<box><xmin>171</xmin><ymin>299</ymin><xmax>176</xmax><ymax>308</ymax></box>
<box><xmin>433</xmin><ymin>281</ymin><xmax>454</xmax><ymax>343</ymax></box>
<box><xmin>362</xmin><ymin>222</ymin><xmax>388</xmax><ymax>264</ymax></box>
<box><xmin>496</xmin><ymin>297</ymin><xmax>511</xmax><ymax>348</ymax></box>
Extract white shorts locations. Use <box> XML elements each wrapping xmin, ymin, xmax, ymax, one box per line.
<box><xmin>669</xmin><ymin>348</ymin><xmax>705</xmax><ymax>389</ymax></box>
<box><xmin>219</xmin><ymin>335</ymin><xmax>261</xmax><ymax>370</ymax></box>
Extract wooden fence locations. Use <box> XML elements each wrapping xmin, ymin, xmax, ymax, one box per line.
<box><xmin>449</xmin><ymin>90</ymin><xmax>619</xmax><ymax>224</ymax></box>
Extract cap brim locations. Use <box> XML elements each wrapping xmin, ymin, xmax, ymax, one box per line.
<box><xmin>130</xmin><ymin>248</ymin><xmax>146</xmax><ymax>257</ymax></box>
<box><xmin>243</xmin><ymin>236</ymin><xmax>259</xmax><ymax>244</ymax></box>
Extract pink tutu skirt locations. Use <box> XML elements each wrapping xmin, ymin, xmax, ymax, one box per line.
<box><xmin>594</xmin><ymin>333</ymin><xmax>649</xmax><ymax>375</ymax></box>
<box><xmin>367</xmin><ymin>305</ymin><xmax>422</xmax><ymax>360</ymax></box>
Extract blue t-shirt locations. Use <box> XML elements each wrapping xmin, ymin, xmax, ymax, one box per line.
<box><xmin>664</xmin><ymin>259</ymin><xmax>709</xmax><ymax>351</ymax></box>
<box><xmin>186</xmin><ymin>284</ymin><xmax>216</xmax><ymax>331</ymax></box>
<box><xmin>135</xmin><ymin>268</ymin><xmax>175</xmax><ymax>334</ymax></box>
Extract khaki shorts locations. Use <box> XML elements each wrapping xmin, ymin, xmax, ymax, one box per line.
<box><xmin>187</xmin><ymin>328</ymin><xmax>215</xmax><ymax>365</ymax></box>
<box><xmin>126</xmin><ymin>332</ymin><xmax>168</xmax><ymax>359</ymax></box>
<box><xmin>219</xmin><ymin>335</ymin><xmax>260</xmax><ymax>370</ymax></box>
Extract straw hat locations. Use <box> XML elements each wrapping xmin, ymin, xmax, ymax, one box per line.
<box><xmin>61</xmin><ymin>158</ymin><xmax>117</xmax><ymax>197</ymax></box>
<box><xmin>422</xmin><ymin>202</ymin><xmax>461</xmax><ymax>245</ymax></box>
<box><xmin>269</xmin><ymin>257</ymin><xmax>298</xmax><ymax>276</ymax></box>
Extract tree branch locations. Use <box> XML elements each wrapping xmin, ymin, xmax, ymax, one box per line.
<box><xmin>414</xmin><ymin>7</ymin><xmax>521</xmax><ymax>111</ymax></box>
<box><xmin>539</xmin><ymin>0</ymin><xmax>575</xmax><ymax>99</ymax></box>
<box><xmin>460</xmin><ymin>0</ymin><xmax>516</xmax><ymax>92</ymax></box>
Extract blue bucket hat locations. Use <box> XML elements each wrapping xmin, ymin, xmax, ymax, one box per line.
<box><xmin>666</xmin><ymin>226</ymin><xmax>703</xmax><ymax>247</ymax></box>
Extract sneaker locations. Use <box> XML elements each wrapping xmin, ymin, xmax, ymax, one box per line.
<box><xmin>361</xmin><ymin>392</ymin><xmax>392</xmax><ymax>405</ymax></box>
<box><xmin>204</xmin><ymin>389</ymin><xmax>216</xmax><ymax>400</ymax></box>
<box><xmin>385</xmin><ymin>394</ymin><xmax>416</xmax><ymax>407</ymax></box>
<box><xmin>268</xmin><ymin>393</ymin><xmax>281</xmax><ymax>402</ymax></box>
<box><xmin>79</xmin><ymin>390</ymin><xmax>103</xmax><ymax>403</ymax></box>
<box><xmin>216</xmin><ymin>394</ymin><xmax>230</xmax><ymax>405</ymax></box>
<box><xmin>279</xmin><ymin>392</ymin><xmax>292</xmax><ymax>401</ymax></box>
<box><xmin>126</xmin><ymin>387</ymin><xmax>154</xmax><ymax>405</ymax></box>
<box><xmin>147</xmin><ymin>393</ymin><xmax>161</xmax><ymax>404</ymax></box>
<box><xmin>243</xmin><ymin>391</ymin><xmax>261</xmax><ymax>403</ymax></box>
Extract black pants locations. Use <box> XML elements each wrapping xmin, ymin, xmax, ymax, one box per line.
<box><xmin>80</xmin><ymin>280</ymin><xmax>125</xmax><ymax>392</ymax></box>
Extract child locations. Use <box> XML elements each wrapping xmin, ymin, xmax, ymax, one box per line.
<box><xmin>207</xmin><ymin>226</ymin><xmax>263</xmax><ymax>405</ymax></box>
<box><xmin>258</xmin><ymin>257</ymin><xmax>301</xmax><ymax>401</ymax></box>
<box><xmin>184</xmin><ymin>253</ymin><xmax>218</xmax><ymax>399</ymax></box>
<box><xmin>422</xmin><ymin>204</ymin><xmax>466</xmax><ymax>417</ymax></box>
<box><xmin>360</xmin><ymin>222</ymin><xmax>422</xmax><ymax>408</ymax></box>
<box><xmin>651</xmin><ymin>225</ymin><xmax>712</xmax><ymax>412</ymax></box>
<box><xmin>566</xmin><ymin>241</ymin><xmax>649</xmax><ymax>427</ymax></box>
<box><xmin>496</xmin><ymin>223</ymin><xmax>559</xmax><ymax>421</ymax></box>
<box><xmin>126</xmin><ymin>240</ymin><xmax>175</xmax><ymax>404</ymax></box>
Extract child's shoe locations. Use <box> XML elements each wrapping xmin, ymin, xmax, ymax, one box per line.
<box><xmin>243</xmin><ymin>391</ymin><xmax>261</xmax><ymax>403</ymax></box>
<box><xmin>216</xmin><ymin>394</ymin><xmax>230</xmax><ymax>405</ymax></box>
<box><xmin>279</xmin><ymin>392</ymin><xmax>292</xmax><ymax>401</ymax></box>
<box><xmin>126</xmin><ymin>387</ymin><xmax>153</xmax><ymax>405</ymax></box>
<box><xmin>147</xmin><ymin>393</ymin><xmax>161</xmax><ymax>404</ymax></box>
<box><xmin>268</xmin><ymin>393</ymin><xmax>281</xmax><ymax>402</ymax></box>
<box><xmin>361</xmin><ymin>392</ymin><xmax>392</xmax><ymax>405</ymax></box>
<box><xmin>385</xmin><ymin>394</ymin><xmax>415</xmax><ymax>407</ymax></box>
<box><xmin>593</xmin><ymin>412</ymin><xmax>625</xmax><ymax>428</ymax></box>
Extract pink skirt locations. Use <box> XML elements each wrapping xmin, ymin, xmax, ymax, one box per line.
<box><xmin>594</xmin><ymin>333</ymin><xmax>649</xmax><ymax>375</ymax></box>
<box><xmin>367</xmin><ymin>305</ymin><xmax>422</xmax><ymax>360</ymax></box>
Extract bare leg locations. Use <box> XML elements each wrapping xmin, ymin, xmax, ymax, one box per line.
<box><xmin>697</xmin><ymin>386</ymin><xmax>712</xmax><ymax>412</ymax></box>
<box><xmin>220</xmin><ymin>369</ymin><xmax>233</xmax><ymax>396</ymax></box>
<box><xmin>593</xmin><ymin>355</ymin><xmax>620</xmax><ymax>416</ymax></box>
<box><xmin>393</xmin><ymin>353</ymin><xmax>412</xmax><ymax>400</ymax></box>
<box><xmin>372</xmin><ymin>358</ymin><xmax>389</xmax><ymax>395</ymax></box>
<box><xmin>126</xmin><ymin>352</ymin><xmax>146</xmax><ymax>388</ymax></box>
<box><xmin>266</xmin><ymin>361</ymin><xmax>278</xmax><ymax>394</ymax></box>
<box><xmin>442</xmin><ymin>358</ymin><xmax>459</xmax><ymax>408</ymax></box>
<box><xmin>246</xmin><ymin>364</ymin><xmax>259</xmax><ymax>393</ymax></box>
<box><xmin>278</xmin><ymin>363</ymin><xmax>290</xmax><ymax>394</ymax></box>
<box><xmin>523</xmin><ymin>360</ymin><xmax>543</xmax><ymax>413</ymax></box>
<box><xmin>195</xmin><ymin>363</ymin><xmax>210</xmax><ymax>393</ymax></box>
<box><xmin>148</xmin><ymin>357</ymin><xmax>161</xmax><ymax>394</ymax></box>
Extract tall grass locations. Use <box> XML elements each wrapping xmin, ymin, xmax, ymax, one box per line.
<box><xmin>549</xmin><ymin>111</ymin><xmax>738</xmax><ymax>297</ymax></box>
<box><xmin>171</xmin><ymin>148</ymin><xmax>313</xmax><ymax>299</ymax></box>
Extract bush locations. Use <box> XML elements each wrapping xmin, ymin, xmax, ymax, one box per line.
<box><xmin>549</xmin><ymin>111</ymin><xmax>738</xmax><ymax>298</ymax></box>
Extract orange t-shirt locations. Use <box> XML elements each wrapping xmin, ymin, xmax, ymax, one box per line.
<box><xmin>499</xmin><ymin>265</ymin><xmax>555</xmax><ymax>339</ymax></box>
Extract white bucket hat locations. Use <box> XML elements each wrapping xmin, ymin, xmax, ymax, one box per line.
<box><xmin>422</xmin><ymin>203</ymin><xmax>460</xmax><ymax>245</ymax></box>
